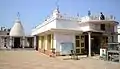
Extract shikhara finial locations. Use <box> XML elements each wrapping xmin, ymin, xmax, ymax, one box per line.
<box><xmin>17</xmin><ymin>12</ymin><xmax>20</xmax><ymax>19</ymax></box>
<box><xmin>88</xmin><ymin>8</ymin><xmax>91</xmax><ymax>16</ymax></box>
<box><xmin>56</xmin><ymin>0</ymin><xmax>59</xmax><ymax>10</ymax></box>
<box><xmin>88</xmin><ymin>10</ymin><xmax>91</xmax><ymax>16</ymax></box>
<box><xmin>77</xmin><ymin>12</ymin><xmax>79</xmax><ymax>17</ymax></box>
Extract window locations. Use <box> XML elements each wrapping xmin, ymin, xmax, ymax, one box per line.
<box><xmin>76</xmin><ymin>36</ymin><xmax>80</xmax><ymax>39</ymax></box>
<box><xmin>100</xmin><ymin>24</ymin><xmax>105</xmax><ymax>30</ymax></box>
<box><xmin>81</xmin><ymin>36</ymin><xmax>84</xmax><ymax>41</ymax></box>
<box><xmin>76</xmin><ymin>49</ymin><xmax>80</xmax><ymax>53</ymax></box>
<box><xmin>81</xmin><ymin>48</ymin><xmax>85</xmax><ymax>53</ymax></box>
<box><xmin>81</xmin><ymin>43</ymin><xmax>84</xmax><ymax>47</ymax></box>
<box><xmin>76</xmin><ymin>40</ymin><xmax>80</xmax><ymax>47</ymax></box>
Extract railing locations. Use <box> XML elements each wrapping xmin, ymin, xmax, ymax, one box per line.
<box><xmin>32</xmin><ymin>15</ymin><xmax>55</xmax><ymax>32</ymax></box>
<box><xmin>90</xmin><ymin>15</ymin><xmax>115</xmax><ymax>20</ymax></box>
<box><xmin>81</xmin><ymin>15</ymin><xmax>115</xmax><ymax>22</ymax></box>
<box><xmin>59</xmin><ymin>14</ymin><xmax>81</xmax><ymax>21</ymax></box>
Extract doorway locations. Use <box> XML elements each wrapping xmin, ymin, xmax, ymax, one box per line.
<box><xmin>14</xmin><ymin>37</ymin><xmax>21</xmax><ymax>48</ymax></box>
<box><xmin>85</xmin><ymin>33</ymin><xmax>101</xmax><ymax>56</ymax></box>
<box><xmin>91</xmin><ymin>36</ymin><xmax>100</xmax><ymax>54</ymax></box>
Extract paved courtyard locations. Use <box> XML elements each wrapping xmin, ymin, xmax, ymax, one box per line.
<box><xmin>0</xmin><ymin>50</ymin><xmax>120</xmax><ymax>69</ymax></box>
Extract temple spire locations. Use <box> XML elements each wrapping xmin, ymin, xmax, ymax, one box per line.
<box><xmin>56</xmin><ymin>0</ymin><xmax>59</xmax><ymax>8</ymax></box>
<box><xmin>15</xmin><ymin>12</ymin><xmax>21</xmax><ymax>23</ymax></box>
<box><xmin>17</xmin><ymin>12</ymin><xmax>20</xmax><ymax>19</ymax></box>
<box><xmin>55</xmin><ymin>0</ymin><xmax>60</xmax><ymax>13</ymax></box>
<box><xmin>88</xmin><ymin>8</ymin><xmax>91</xmax><ymax>16</ymax></box>
<box><xmin>52</xmin><ymin>0</ymin><xmax>60</xmax><ymax>18</ymax></box>
<box><xmin>88</xmin><ymin>10</ymin><xmax>91</xmax><ymax>16</ymax></box>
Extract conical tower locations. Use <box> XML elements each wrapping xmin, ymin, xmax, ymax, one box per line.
<box><xmin>10</xmin><ymin>13</ymin><xmax>25</xmax><ymax>37</ymax></box>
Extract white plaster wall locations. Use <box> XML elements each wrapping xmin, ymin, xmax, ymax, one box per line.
<box><xmin>0</xmin><ymin>31</ymin><xmax>9</xmax><ymax>35</ymax></box>
<box><xmin>79</xmin><ymin>23</ymin><xmax>90</xmax><ymax>31</ymax></box>
<box><xmin>53</xmin><ymin>32</ymin><xmax>75</xmax><ymax>52</ymax></box>
<box><xmin>113</xmin><ymin>25</ymin><xmax>118</xmax><ymax>42</ymax></box>
<box><xmin>89</xmin><ymin>23</ymin><xmax>115</xmax><ymax>33</ymax></box>
<box><xmin>89</xmin><ymin>23</ymin><xmax>100</xmax><ymax>30</ymax></box>
<box><xmin>114</xmin><ymin>25</ymin><xmax>117</xmax><ymax>33</ymax></box>
<box><xmin>56</xmin><ymin>19</ymin><xmax>80</xmax><ymax>30</ymax></box>
<box><xmin>32</xmin><ymin>20</ymin><xmax>56</xmax><ymax>35</ymax></box>
<box><xmin>79</xmin><ymin>23</ymin><xmax>101</xmax><ymax>32</ymax></box>
<box><xmin>105</xmin><ymin>25</ymin><xmax>114</xmax><ymax>33</ymax></box>
<box><xmin>117</xmin><ymin>26</ymin><xmax>120</xmax><ymax>43</ymax></box>
<box><xmin>80</xmin><ymin>26</ymin><xmax>90</xmax><ymax>32</ymax></box>
<box><xmin>24</xmin><ymin>38</ymin><xmax>30</xmax><ymax>47</ymax></box>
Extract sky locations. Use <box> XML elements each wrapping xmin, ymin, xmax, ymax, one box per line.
<box><xmin>0</xmin><ymin>0</ymin><xmax>120</xmax><ymax>35</ymax></box>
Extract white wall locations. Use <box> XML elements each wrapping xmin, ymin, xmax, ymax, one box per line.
<box><xmin>89</xmin><ymin>23</ymin><xmax>100</xmax><ymax>30</ymax></box>
<box><xmin>32</xmin><ymin>19</ymin><xmax>56</xmax><ymax>35</ymax></box>
<box><xmin>114</xmin><ymin>25</ymin><xmax>118</xmax><ymax>33</ymax></box>
<box><xmin>88</xmin><ymin>23</ymin><xmax>115</xmax><ymax>33</ymax></box>
<box><xmin>56</xmin><ymin>19</ymin><xmax>80</xmax><ymax>30</ymax></box>
<box><xmin>79</xmin><ymin>23</ymin><xmax>90</xmax><ymax>31</ymax></box>
<box><xmin>117</xmin><ymin>26</ymin><xmax>120</xmax><ymax>43</ymax></box>
<box><xmin>53</xmin><ymin>32</ymin><xmax>75</xmax><ymax>52</ymax></box>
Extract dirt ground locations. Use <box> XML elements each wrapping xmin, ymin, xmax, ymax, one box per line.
<box><xmin>0</xmin><ymin>50</ymin><xmax>120</xmax><ymax>69</ymax></box>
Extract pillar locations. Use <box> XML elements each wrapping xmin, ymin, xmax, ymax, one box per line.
<box><xmin>45</xmin><ymin>35</ymin><xmax>48</xmax><ymax>50</ymax></box>
<box><xmin>34</xmin><ymin>36</ymin><xmax>36</xmax><ymax>50</ymax></box>
<box><xmin>13</xmin><ymin>37</ymin><xmax>14</xmax><ymax>48</ymax></box>
<box><xmin>38</xmin><ymin>36</ymin><xmax>41</xmax><ymax>49</ymax></box>
<box><xmin>51</xmin><ymin>34</ymin><xmax>53</xmax><ymax>49</ymax></box>
<box><xmin>9</xmin><ymin>36</ymin><xmax>12</xmax><ymax>49</ymax></box>
<box><xmin>22</xmin><ymin>36</ymin><xmax>25</xmax><ymax>48</ymax></box>
<box><xmin>0</xmin><ymin>37</ymin><xmax>4</xmax><ymax>48</ymax></box>
<box><xmin>88</xmin><ymin>32</ymin><xmax>91</xmax><ymax>57</ymax></box>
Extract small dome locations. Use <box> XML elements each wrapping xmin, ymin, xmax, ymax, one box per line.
<box><xmin>10</xmin><ymin>18</ymin><xmax>25</xmax><ymax>37</ymax></box>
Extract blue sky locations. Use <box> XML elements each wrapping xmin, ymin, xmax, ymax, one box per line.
<box><xmin>0</xmin><ymin>0</ymin><xmax>120</xmax><ymax>35</ymax></box>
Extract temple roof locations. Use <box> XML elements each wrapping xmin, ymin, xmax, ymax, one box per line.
<box><xmin>10</xmin><ymin>16</ymin><xmax>25</xmax><ymax>37</ymax></box>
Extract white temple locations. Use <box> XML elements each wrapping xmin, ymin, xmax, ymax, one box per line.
<box><xmin>9</xmin><ymin>16</ymin><xmax>25</xmax><ymax>48</ymax></box>
<box><xmin>31</xmin><ymin>7</ymin><xmax>119</xmax><ymax>56</ymax></box>
<box><xmin>0</xmin><ymin>14</ymin><xmax>34</xmax><ymax>49</ymax></box>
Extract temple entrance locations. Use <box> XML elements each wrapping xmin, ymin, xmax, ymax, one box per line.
<box><xmin>14</xmin><ymin>37</ymin><xmax>21</xmax><ymax>48</ymax></box>
<box><xmin>91</xmin><ymin>36</ymin><xmax>100</xmax><ymax>54</ymax></box>
<box><xmin>85</xmin><ymin>32</ymin><xmax>102</xmax><ymax>56</ymax></box>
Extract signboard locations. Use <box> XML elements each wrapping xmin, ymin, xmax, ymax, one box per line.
<box><xmin>60</xmin><ymin>42</ymin><xmax>74</xmax><ymax>55</ymax></box>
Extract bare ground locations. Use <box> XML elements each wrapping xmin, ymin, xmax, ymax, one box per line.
<box><xmin>0</xmin><ymin>50</ymin><xmax>120</xmax><ymax>69</ymax></box>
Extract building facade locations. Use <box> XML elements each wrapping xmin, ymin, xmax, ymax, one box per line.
<box><xmin>32</xmin><ymin>8</ymin><xmax>119</xmax><ymax>57</ymax></box>
<box><xmin>0</xmin><ymin>27</ymin><xmax>10</xmax><ymax>49</ymax></box>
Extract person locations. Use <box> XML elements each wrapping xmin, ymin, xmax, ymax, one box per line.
<box><xmin>88</xmin><ymin>10</ymin><xmax>91</xmax><ymax>16</ymax></box>
<box><xmin>100</xmin><ymin>12</ymin><xmax>105</xmax><ymax>20</ymax></box>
